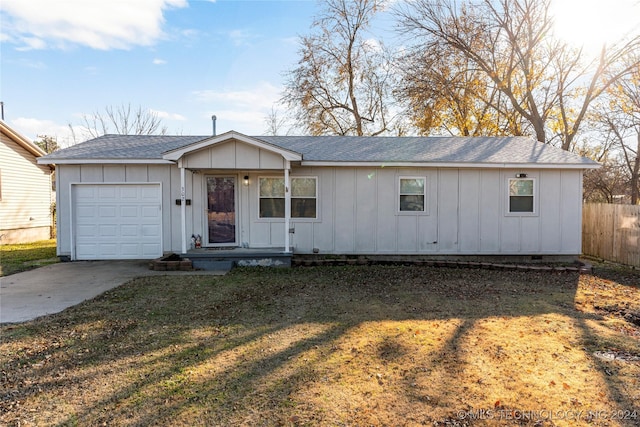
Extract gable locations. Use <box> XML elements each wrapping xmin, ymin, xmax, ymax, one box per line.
<box><xmin>182</xmin><ymin>139</ymin><xmax>286</xmax><ymax>169</ymax></box>
<box><xmin>162</xmin><ymin>131</ymin><xmax>302</xmax><ymax>164</ymax></box>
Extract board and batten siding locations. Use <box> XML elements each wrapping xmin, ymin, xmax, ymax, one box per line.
<box><xmin>55</xmin><ymin>164</ymin><xmax>184</xmax><ymax>257</ymax></box>
<box><xmin>182</xmin><ymin>140</ymin><xmax>285</xmax><ymax>170</ymax></box>
<box><xmin>0</xmin><ymin>133</ymin><xmax>52</xmax><ymax>243</ymax></box>
<box><xmin>247</xmin><ymin>167</ymin><xmax>583</xmax><ymax>255</ymax></box>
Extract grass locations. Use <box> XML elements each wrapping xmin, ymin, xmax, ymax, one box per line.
<box><xmin>1</xmin><ymin>264</ymin><xmax>639</xmax><ymax>426</ymax></box>
<box><xmin>0</xmin><ymin>239</ymin><xmax>58</xmax><ymax>277</ymax></box>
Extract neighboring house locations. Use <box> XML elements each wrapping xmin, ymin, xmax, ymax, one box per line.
<box><xmin>38</xmin><ymin>131</ymin><xmax>599</xmax><ymax>261</ymax></box>
<box><xmin>0</xmin><ymin>120</ymin><xmax>53</xmax><ymax>244</ymax></box>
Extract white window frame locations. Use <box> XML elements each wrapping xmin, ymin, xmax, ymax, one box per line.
<box><xmin>506</xmin><ymin>177</ymin><xmax>538</xmax><ymax>216</ymax></box>
<box><xmin>258</xmin><ymin>176</ymin><xmax>318</xmax><ymax>220</ymax></box>
<box><xmin>397</xmin><ymin>176</ymin><xmax>427</xmax><ymax>214</ymax></box>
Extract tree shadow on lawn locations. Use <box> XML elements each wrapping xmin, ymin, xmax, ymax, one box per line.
<box><xmin>1</xmin><ymin>265</ymin><xmax>638</xmax><ymax>426</ymax></box>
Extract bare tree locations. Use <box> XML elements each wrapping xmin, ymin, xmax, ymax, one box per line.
<box><xmin>592</xmin><ymin>54</ymin><xmax>640</xmax><ymax>203</ymax></box>
<box><xmin>396</xmin><ymin>0</ymin><xmax>640</xmax><ymax>149</ymax></box>
<box><xmin>263</xmin><ymin>106</ymin><xmax>294</xmax><ymax>136</ymax></box>
<box><xmin>70</xmin><ymin>104</ymin><xmax>168</xmax><ymax>142</ymax></box>
<box><xmin>282</xmin><ymin>0</ymin><xmax>398</xmax><ymax>136</ymax></box>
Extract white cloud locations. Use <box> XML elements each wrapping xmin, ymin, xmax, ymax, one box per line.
<box><xmin>153</xmin><ymin>58</ymin><xmax>168</xmax><ymax>65</ymax></box>
<box><xmin>0</xmin><ymin>0</ymin><xmax>188</xmax><ymax>50</ymax></box>
<box><xmin>150</xmin><ymin>109</ymin><xmax>186</xmax><ymax>121</ymax></box>
<box><xmin>227</xmin><ymin>29</ymin><xmax>254</xmax><ymax>46</ymax></box>
<box><xmin>11</xmin><ymin>117</ymin><xmax>81</xmax><ymax>148</ymax></box>
<box><xmin>192</xmin><ymin>82</ymin><xmax>283</xmax><ymax>135</ymax></box>
<box><xmin>193</xmin><ymin>82</ymin><xmax>281</xmax><ymax>110</ymax></box>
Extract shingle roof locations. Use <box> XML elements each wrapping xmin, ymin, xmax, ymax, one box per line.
<box><xmin>257</xmin><ymin>135</ymin><xmax>597</xmax><ymax>165</ymax></box>
<box><xmin>40</xmin><ymin>133</ymin><xmax>599</xmax><ymax>167</ymax></box>
<box><xmin>41</xmin><ymin>134</ymin><xmax>208</xmax><ymax>160</ymax></box>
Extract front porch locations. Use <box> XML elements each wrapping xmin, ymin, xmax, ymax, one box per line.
<box><xmin>184</xmin><ymin>247</ymin><xmax>292</xmax><ymax>270</ymax></box>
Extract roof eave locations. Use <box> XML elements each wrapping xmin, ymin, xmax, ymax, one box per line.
<box><xmin>1</xmin><ymin>120</ymin><xmax>46</xmax><ymax>157</ymax></box>
<box><xmin>300</xmin><ymin>161</ymin><xmax>601</xmax><ymax>169</ymax></box>
<box><xmin>37</xmin><ymin>158</ymin><xmax>176</xmax><ymax>165</ymax></box>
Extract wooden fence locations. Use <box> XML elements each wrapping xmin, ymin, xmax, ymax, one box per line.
<box><xmin>583</xmin><ymin>203</ymin><xmax>640</xmax><ymax>268</ymax></box>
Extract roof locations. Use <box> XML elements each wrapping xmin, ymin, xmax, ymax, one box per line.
<box><xmin>38</xmin><ymin>132</ymin><xmax>600</xmax><ymax>169</ymax></box>
<box><xmin>1</xmin><ymin>120</ymin><xmax>47</xmax><ymax>157</ymax></box>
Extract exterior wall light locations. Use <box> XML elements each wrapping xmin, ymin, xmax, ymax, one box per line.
<box><xmin>243</xmin><ymin>175</ymin><xmax>249</xmax><ymax>186</ymax></box>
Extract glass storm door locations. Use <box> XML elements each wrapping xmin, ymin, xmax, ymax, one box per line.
<box><xmin>206</xmin><ymin>176</ymin><xmax>237</xmax><ymax>245</ymax></box>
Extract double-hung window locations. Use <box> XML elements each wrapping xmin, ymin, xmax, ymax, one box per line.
<box><xmin>259</xmin><ymin>177</ymin><xmax>317</xmax><ymax>218</ymax></box>
<box><xmin>508</xmin><ymin>178</ymin><xmax>535</xmax><ymax>213</ymax></box>
<box><xmin>399</xmin><ymin>177</ymin><xmax>426</xmax><ymax>212</ymax></box>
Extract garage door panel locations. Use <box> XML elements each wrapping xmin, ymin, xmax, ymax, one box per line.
<box><xmin>73</xmin><ymin>184</ymin><xmax>162</xmax><ymax>260</ymax></box>
<box><xmin>99</xmin><ymin>187</ymin><xmax>117</xmax><ymax>199</ymax></box>
<box><xmin>142</xmin><ymin>224</ymin><xmax>161</xmax><ymax>237</ymax></box>
<box><xmin>120</xmin><ymin>206</ymin><xmax>138</xmax><ymax>217</ymax></box>
<box><xmin>99</xmin><ymin>206</ymin><xmax>118</xmax><ymax>218</ymax></box>
<box><xmin>99</xmin><ymin>224</ymin><xmax>118</xmax><ymax>237</ymax></box>
<box><xmin>141</xmin><ymin>205</ymin><xmax>160</xmax><ymax>218</ymax></box>
<box><xmin>120</xmin><ymin>224</ymin><xmax>139</xmax><ymax>237</ymax></box>
<box><xmin>76</xmin><ymin>224</ymin><xmax>97</xmax><ymax>238</ymax></box>
<box><xmin>119</xmin><ymin>187</ymin><xmax>138</xmax><ymax>199</ymax></box>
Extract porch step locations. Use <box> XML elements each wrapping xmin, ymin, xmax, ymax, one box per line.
<box><xmin>186</xmin><ymin>248</ymin><xmax>292</xmax><ymax>270</ymax></box>
<box><xmin>190</xmin><ymin>259</ymin><xmax>234</xmax><ymax>272</ymax></box>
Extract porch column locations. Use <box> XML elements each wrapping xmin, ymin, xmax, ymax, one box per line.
<box><xmin>179</xmin><ymin>160</ymin><xmax>187</xmax><ymax>254</ymax></box>
<box><xmin>284</xmin><ymin>160</ymin><xmax>291</xmax><ymax>253</ymax></box>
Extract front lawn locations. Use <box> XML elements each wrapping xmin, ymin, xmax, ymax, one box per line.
<box><xmin>0</xmin><ymin>239</ymin><xmax>58</xmax><ymax>277</ymax></box>
<box><xmin>1</xmin><ymin>265</ymin><xmax>639</xmax><ymax>426</ymax></box>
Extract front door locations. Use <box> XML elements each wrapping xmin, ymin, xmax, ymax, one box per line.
<box><xmin>206</xmin><ymin>176</ymin><xmax>237</xmax><ymax>246</ymax></box>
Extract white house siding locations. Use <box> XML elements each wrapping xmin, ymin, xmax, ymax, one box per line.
<box><xmin>182</xmin><ymin>140</ymin><xmax>285</xmax><ymax>170</ymax></box>
<box><xmin>56</xmin><ymin>162</ymin><xmax>584</xmax><ymax>258</ymax></box>
<box><xmin>246</xmin><ymin>167</ymin><xmax>583</xmax><ymax>256</ymax></box>
<box><xmin>55</xmin><ymin>164</ymin><xmax>178</xmax><ymax>258</ymax></box>
<box><xmin>0</xmin><ymin>134</ymin><xmax>52</xmax><ymax>243</ymax></box>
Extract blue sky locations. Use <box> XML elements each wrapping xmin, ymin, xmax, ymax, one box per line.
<box><xmin>0</xmin><ymin>0</ymin><xmax>326</xmax><ymax>145</ymax></box>
<box><xmin>1</xmin><ymin>0</ymin><xmax>638</xmax><ymax>146</ymax></box>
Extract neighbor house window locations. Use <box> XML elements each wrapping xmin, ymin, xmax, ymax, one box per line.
<box><xmin>508</xmin><ymin>178</ymin><xmax>535</xmax><ymax>213</ymax></box>
<box><xmin>399</xmin><ymin>177</ymin><xmax>425</xmax><ymax>212</ymax></box>
<box><xmin>259</xmin><ymin>177</ymin><xmax>317</xmax><ymax>218</ymax></box>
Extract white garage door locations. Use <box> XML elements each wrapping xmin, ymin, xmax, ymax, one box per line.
<box><xmin>72</xmin><ymin>184</ymin><xmax>162</xmax><ymax>260</ymax></box>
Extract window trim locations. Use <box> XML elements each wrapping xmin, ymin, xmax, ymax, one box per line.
<box><xmin>258</xmin><ymin>175</ymin><xmax>318</xmax><ymax>220</ymax></box>
<box><xmin>397</xmin><ymin>176</ymin><xmax>427</xmax><ymax>215</ymax></box>
<box><xmin>506</xmin><ymin>177</ymin><xmax>538</xmax><ymax>216</ymax></box>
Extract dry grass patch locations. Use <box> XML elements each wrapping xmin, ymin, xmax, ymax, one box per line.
<box><xmin>1</xmin><ymin>265</ymin><xmax>639</xmax><ymax>426</ymax></box>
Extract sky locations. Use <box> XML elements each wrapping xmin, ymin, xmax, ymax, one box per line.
<box><xmin>1</xmin><ymin>0</ymin><xmax>639</xmax><ymax>147</ymax></box>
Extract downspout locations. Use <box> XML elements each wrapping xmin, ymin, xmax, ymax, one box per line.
<box><xmin>284</xmin><ymin>161</ymin><xmax>291</xmax><ymax>253</ymax></box>
<box><xmin>180</xmin><ymin>159</ymin><xmax>187</xmax><ymax>254</ymax></box>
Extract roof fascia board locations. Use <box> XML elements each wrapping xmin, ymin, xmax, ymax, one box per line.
<box><xmin>163</xmin><ymin>131</ymin><xmax>302</xmax><ymax>162</ymax></box>
<box><xmin>300</xmin><ymin>161</ymin><xmax>600</xmax><ymax>169</ymax></box>
<box><xmin>1</xmin><ymin>120</ymin><xmax>46</xmax><ymax>157</ymax></box>
<box><xmin>37</xmin><ymin>158</ymin><xmax>175</xmax><ymax>165</ymax></box>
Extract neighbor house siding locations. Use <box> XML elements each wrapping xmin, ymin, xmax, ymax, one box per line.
<box><xmin>0</xmin><ymin>132</ymin><xmax>52</xmax><ymax>243</ymax></box>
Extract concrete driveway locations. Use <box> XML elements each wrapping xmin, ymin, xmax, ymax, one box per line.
<box><xmin>0</xmin><ymin>260</ymin><xmax>225</xmax><ymax>324</ymax></box>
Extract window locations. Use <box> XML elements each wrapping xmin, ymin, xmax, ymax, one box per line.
<box><xmin>259</xmin><ymin>177</ymin><xmax>317</xmax><ymax>218</ymax></box>
<box><xmin>399</xmin><ymin>177</ymin><xmax>425</xmax><ymax>212</ymax></box>
<box><xmin>509</xmin><ymin>178</ymin><xmax>534</xmax><ymax>213</ymax></box>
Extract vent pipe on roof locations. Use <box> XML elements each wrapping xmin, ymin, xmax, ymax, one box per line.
<box><xmin>211</xmin><ymin>115</ymin><xmax>217</xmax><ymax>136</ymax></box>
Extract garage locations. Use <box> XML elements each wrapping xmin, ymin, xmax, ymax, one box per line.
<box><xmin>72</xmin><ymin>184</ymin><xmax>163</xmax><ymax>260</ymax></box>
